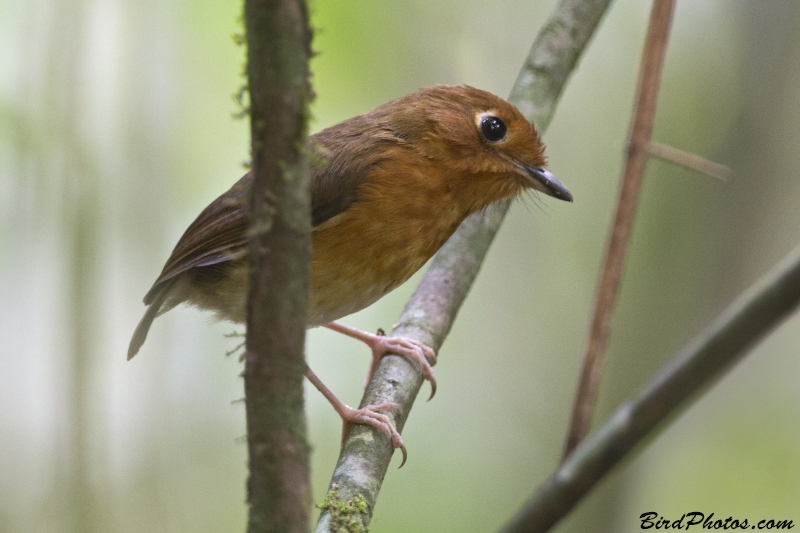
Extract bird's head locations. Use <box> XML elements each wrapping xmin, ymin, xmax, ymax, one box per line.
<box><xmin>381</xmin><ymin>85</ymin><xmax>572</xmax><ymax>206</ymax></box>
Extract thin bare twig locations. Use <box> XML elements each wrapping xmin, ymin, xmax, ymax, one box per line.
<box><xmin>646</xmin><ymin>140</ymin><xmax>730</xmax><ymax>181</ymax></box>
<box><xmin>314</xmin><ymin>0</ymin><xmax>614</xmax><ymax>531</ymax></box>
<box><xmin>563</xmin><ymin>0</ymin><xmax>676</xmax><ymax>459</ymax></box>
<box><xmin>500</xmin><ymin>243</ymin><xmax>800</xmax><ymax>533</ymax></box>
<box><xmin>243</xmin><ymin>0</ymin><xmax>313</xmax><ymax>531</ymax></box>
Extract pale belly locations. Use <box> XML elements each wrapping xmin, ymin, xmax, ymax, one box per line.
<box><xmin>306</xmin><ymin>212</ymin><xmax>456</xmax><ymax>326</ymax></box>
<box><xmin>306</xmin><ymin>243</ymin><xmax>429</xmax><ymax>326</ymax></box>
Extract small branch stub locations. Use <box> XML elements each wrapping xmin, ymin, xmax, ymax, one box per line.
<box><xmin>646</xmin><ymin>141</ymin><xmax>730</xmax><ymax>181</ymax></box>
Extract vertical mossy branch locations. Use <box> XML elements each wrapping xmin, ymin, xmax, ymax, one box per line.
<box><xmin>243</xmin><ymin>1</ymin><xmax>312</xmax><ymax>532</ymax></box>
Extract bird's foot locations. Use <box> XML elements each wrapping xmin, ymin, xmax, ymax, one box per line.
<box><xmin>364</xmin><ymin>331</ymin><xmax>437</xmax><ymax>399</ymax></box>
<box><xmin>305</xmin><ymin>366</ymin><xmax>407</xmax><ymax>466</ymax></box>
<box><xmin>339</xmin><ymin>402</ymin><xmax>407</xmax><ymax>467</ymax></box>
<box><xmin>324</xmin><ymin>322</ymin><xmax>437</xmax><ymax>399</ymax></box>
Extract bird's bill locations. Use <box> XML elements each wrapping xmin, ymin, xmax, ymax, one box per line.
<box><xmin>518</xmin><ymin>163</ymin><xmax>573</xmax><ymax>202</ymax></box>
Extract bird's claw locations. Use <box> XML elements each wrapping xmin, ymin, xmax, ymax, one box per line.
<box><xmin>364</xmin><ymin>334</ymin><xmax>437</xmax><ymax>400</ymax></box>
<box><xmin>340</xmin><ymin>402</ymin><xmax>407</xmax><ymax>467</ymax></box>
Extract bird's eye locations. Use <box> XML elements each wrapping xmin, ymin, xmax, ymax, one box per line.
<box><xmin>480</xmin><ymin>116</ymin><xmax>507</xmax><ymax>142</ymax></box>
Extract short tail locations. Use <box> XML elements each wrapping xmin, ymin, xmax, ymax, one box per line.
<box><xmin>127</xmin><ymin>280</ymin><xmax>175</xmax><ymax>360</ymax></box>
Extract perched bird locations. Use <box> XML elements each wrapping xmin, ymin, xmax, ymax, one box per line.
<box><xmin>128</xmin><ymin>85</ymin><xmax>572</xmax><ymax>459</ymax></box>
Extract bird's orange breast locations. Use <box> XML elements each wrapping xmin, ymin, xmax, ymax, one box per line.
<box><xmin>307</xmin><ymin>154</ymin><xmax>465</xmax><ymax>326</ymax></box>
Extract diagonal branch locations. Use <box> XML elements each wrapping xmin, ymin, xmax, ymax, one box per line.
<box><xmin>243</xmin><ymin>1</ymin><xmax>313</xmax><ymax>532</ymax></box>
<box><xmin>563</xmin><ymin>0</ymin><xmax>676</xmax><ymax>458</ymax></box>
<box><xmin>314</xmin><ymin>0</ymin><xmax>614</xmax><ymax>530</ymax></box>
<box><xmin>499</xmin><ymin>243</ymin><xmax>800</xmax><ymax>533</ymax></box>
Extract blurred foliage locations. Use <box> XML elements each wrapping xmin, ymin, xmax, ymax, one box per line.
<box><xmin>1</xmin><ymin>1</ymin><xmax>799</xmax><ymax>532</ymax></box>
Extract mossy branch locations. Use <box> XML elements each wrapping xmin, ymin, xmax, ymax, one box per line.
<box><xmin>243</xmin><ymin>1</ymin><xmax>313</xmax><ymax>532</ymax></box>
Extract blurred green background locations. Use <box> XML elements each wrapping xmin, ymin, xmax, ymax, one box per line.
<box><xmin>1</xmin><ymin>1</ymin><xmax>799</xmax><ymax>532</ymax></box>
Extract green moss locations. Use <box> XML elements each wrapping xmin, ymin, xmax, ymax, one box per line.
<box><xmin>232</xmin><ymin>4</ymin><xmax>250</xmax><ymax>120</ymax></box>
<box><xmin>316</xmin><ymin>484</ymin><xmax>370</xmax><ymax>533</ymax></box>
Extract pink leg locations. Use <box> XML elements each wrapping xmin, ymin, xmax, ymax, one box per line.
<box><xmin>305</xmin><ymin>365</ymin><xmax>407</xmax><ymax>467</ymax></box>
<box><xmin>324</xmin><ymin>321</ymin><xmax>437</xmax><ymax>400</ymax></box>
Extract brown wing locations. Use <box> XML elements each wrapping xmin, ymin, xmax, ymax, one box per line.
<box><xmin>143</xmin><ymin>174</ymin><xmax>251</xmax><ymax>304</ymax></box>
<box><xmin>143</xmin><ymin>112</ymin><xmax>405</xmax><ymax>305</ymax></box>
<box><xmin>311</xmin><ymin>123</ymin><xmax>375</xmax><ymax>227</ymax></box>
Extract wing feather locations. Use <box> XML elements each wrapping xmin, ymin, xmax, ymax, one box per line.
<box><xmin>143</xmin><ymin>175</ymin><xmax>250</xmax><ymax>304</ymax></box>
<box><xmin>143</xmin><ymin>113</ymin><xmax>405</xmax><ymax>305</ymax></box>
